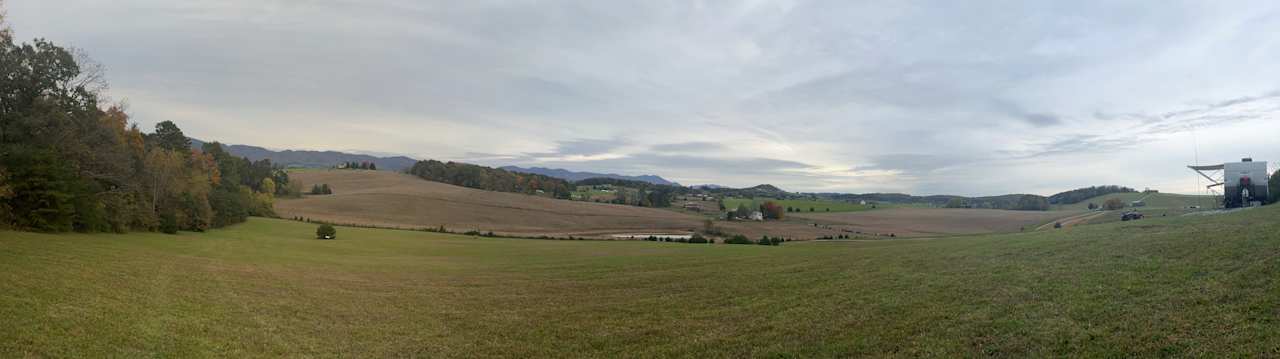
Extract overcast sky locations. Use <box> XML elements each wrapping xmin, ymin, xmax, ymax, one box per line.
<box><xmin>9</xmin><ymin>1</ymin><xmax>1280</xmax><ymax>195</ymax></box>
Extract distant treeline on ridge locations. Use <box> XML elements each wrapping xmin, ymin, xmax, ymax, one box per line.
<box><xmin>406</xmin><ymin>160</ymin><xmax>573</xmax><ymax>199</ymax></box>
<box><xmin>1048</xmin><ymin>186</ymin><xmax>1137</xmax><ymax>205</ymax></box>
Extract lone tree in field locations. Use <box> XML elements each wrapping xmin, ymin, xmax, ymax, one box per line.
<box><xmin>316</xmin><ymin>224</ymin><xmax>336</xmax><ymax>239</ymax></box>
<box><xmin>1103</xmin><ymin>198</ymin><xmax>1126</xmax><ymax>211</ymax></box>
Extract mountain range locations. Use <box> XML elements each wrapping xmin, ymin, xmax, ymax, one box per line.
<box><xmin>190</xmin><ymin>139</ymin><xmax>419</xmax><ymax>171</ymax></box>
<box><xmin>500</xmin><ymin>166</ymin><xmax>678</xmax><ymax>186</ymax></box>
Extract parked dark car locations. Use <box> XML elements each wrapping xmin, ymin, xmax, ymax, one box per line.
<box><xmin>1121</xmin><ymin>211</ymin><xmax>1144</xmax><ymax>221</ymax></box>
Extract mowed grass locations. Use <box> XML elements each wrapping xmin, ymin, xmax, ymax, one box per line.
<box><xmin>723</xmin><ymin>197</ymin><xmax>875</xmax><ymax>213</ymax></box>
<box><xmin>3</xmin><ymin>207</ymin><xmax>1280</xmax><ymax>357</ymax></box>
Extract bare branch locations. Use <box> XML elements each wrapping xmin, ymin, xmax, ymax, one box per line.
<box><xmin>0</xmin><ymin>0</ymin><xmax>10</xmax><ymax>42</ymax></box>
<box><xmin>62</xmin><ymin>47</ymin><xmax>111</xmax><ymax>100</ymax></box>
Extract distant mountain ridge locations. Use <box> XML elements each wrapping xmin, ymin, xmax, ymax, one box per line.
<box><xmin>500</xmin><ymin>166</ymin><xmax>678</xmax><ymax>186</ymax></box>
<box><xmin>190</xmin><ymin>139</ymin><xmax>419</xmax><ymax>171</ymax></box>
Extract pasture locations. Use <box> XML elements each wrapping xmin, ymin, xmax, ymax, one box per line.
<box><xmin>795</xmin><ymin>207</ymin><xmax>1077</xmax><ymax>237</ymax></box>
<box><xmin>3</xmin><ymin>207</ymin><xmax>1279</xmax><ymax>357</ymax></box>
<box><xmin>1054</xmin><ymin>192</ymin><xmax>1215</xmax><ymax>211</ymax></box>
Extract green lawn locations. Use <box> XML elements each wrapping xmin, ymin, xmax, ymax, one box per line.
<box><xmin>723</xmin><ymin>197</ymin><xmax>875</xmax><ymax>213</ymax></box>
<box><xmin>3</xmin><ymin>207</ymin><xmax>1279</xmax><ymax>357</ymax></box>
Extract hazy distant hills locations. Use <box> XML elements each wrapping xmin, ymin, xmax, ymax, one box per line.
<box><xmin>190</xmin><ymin>139</ymin><xmax>419</xmax><ymax>171</ymax></box>
<box><xmin>500</xmin><ymin>166</ymin><xmax>678</xmax><ymax>186</ymax></box>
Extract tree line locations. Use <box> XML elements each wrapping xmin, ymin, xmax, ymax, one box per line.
<box><xmin>944</xmin><ymin>195</ymin><xmax>1049</xmax><ymax>211</ymax></box>
<box><xmin>1048</xmin><ymin>186</ymin><xmax>1136</xmax><ymax>205</ymax></box>
<box><xmin>0</xmin><ymin>26</ymin><xmax>294</xmax><ymax>233</ymax></box>
<box><xmin>406</xmin><ymin>160</ymin><xmax>573</xmax><ymax>199</ymax></box>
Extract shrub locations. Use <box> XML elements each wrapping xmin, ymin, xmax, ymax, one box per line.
<box><xmin>1103</xmin><ymin>198</ymin><xmax>1126</xmax><ymax>210</ymax></box>
<box><xmin>316</xmin><ymin>224</ymin><xmax>336</xmax><ymax>239</ymax></box>
<box><xmin>724</xmin><ymin>234</ymin><xmax>753</xmax><ymax>245</ymax></box>
<box><xmin>159</xmin><ymin>213</ymin><xmax>179</xmax><ymax>234</ymax></box>
<box><xmin>689</xmin><ymin>233</ymin><xmax>708</xmax><ymax>244</ymax></box>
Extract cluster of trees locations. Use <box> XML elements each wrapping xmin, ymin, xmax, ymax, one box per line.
<box><xmin>576</xmin><ymin>178</ymin><xmax>690</xmax><ymax>208</ymax></box>
<box><xmin>310</xmin><ymin>184</ymin><xmax>332</xmax><ymax>195</ymax></box>
<box><xmin>339</xmin><ymin>161</ymin><xmax>376</xmax><ymax>170</ymax></box>
<box><xmin>722</xmin><ymin>234</ymin><xmax>785</xmax><ymax>245</ymax></box>
<box><xmin>725</xmin><ymin>201</ymin><xmax>785</xmax><ymax>220</ymax></box>
<box><xmin>1048</xmin><ymin>186</ymin><xmax>1136</xmax><ymax>205</ymax></box>
<box><xmin>406</xmin><ymin>160</ymin><xmax>572</xmax><ymax>199</ymax></box>
<box><xmin>0</xmin><ymin>25</ymin><xmax>289</xmax><ymax>233</ymax></box>
<box><xmin>1103</xmin><ymin>198</ymin><xmax>1127</xmax><ymax>210</ymax></box>
<box><xmin>641</xmin><ymin>233</ymin><xmax>711</xmax><ymax>244</ymax></box>
<box><xmin>759</xmin><ymin>201</ymin><xmax>785</xmax><ymax>219</ymax></box>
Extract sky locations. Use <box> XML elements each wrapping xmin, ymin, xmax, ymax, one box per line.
<box><xmin>8</xmin><ymin>1</ymin><xmax>1280</xmax><ymax>195</ymax></box>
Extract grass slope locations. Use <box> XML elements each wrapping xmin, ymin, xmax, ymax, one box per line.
<box><xmin>1055</xmin><ymin>192</ymin><xmax>1215</xmax><ymax>211</ymax></box>
<box><xmin>3</xmin><ymin>207</ymin><xmax>1279</xmax><ymax>357</ymax></box>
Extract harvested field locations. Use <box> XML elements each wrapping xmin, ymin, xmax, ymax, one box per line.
<box><xmin>276</xmin><ymin>170</ymin><xmax>840</xmax><ymax>239</ymax></box>
<box><xmin>796</xmin><ymin>208</ymin><xmax>1080</xmax><ymax>237</ymax></box>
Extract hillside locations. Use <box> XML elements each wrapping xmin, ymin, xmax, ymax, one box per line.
<box><xmin>4</xmin><ymin>203</ymin><xmax>1278</xmax><ymax>356</ymax></box>
<box><xmin>190</xmin><ymin>139</ymin><xmax>419</xmax><ymax>171</ymax></box>
<box><xmin>500</xmin><ymin>166</ymin><xmax>677</xmax><ymax>185</ymax></box>
<box><xmin>1055</xmin><ymin>192</ymin><xmax>1216</xmax><ymax>211</ymax></box>
<box><xmin>275</xmin><ymin>170</ymin><xmax>839</xmax><ymax>239</ymax></box>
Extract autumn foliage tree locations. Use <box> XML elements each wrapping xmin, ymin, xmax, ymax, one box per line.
<box><xmin>760</xmin><ymin>201</ymin><xmax>785</xmax><ymax>220</ymax></box>
<box><xmin>0</xmin><ymin>21</ymin><xmax>289</xmax><ymax>233</ymax></box>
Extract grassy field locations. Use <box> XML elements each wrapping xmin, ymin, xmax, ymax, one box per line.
<box><xmin>723</xmin><ymin>197</ymin><xmax>875</xmax><ymax>213</ymax></box>
<box><xmin>1054</xmin><ymin>192</ymin><xmax>1216</xmax><ymax>211</ymax></box>
<box><xmin>798</xmin><ymin>208</ymin><xmax>1077</xmax><ymax>237</ymax></box>
<box><xmin>3</xmin><ymin>207</ymin><xmax>1279</xmax><ymax>357</ymax></box>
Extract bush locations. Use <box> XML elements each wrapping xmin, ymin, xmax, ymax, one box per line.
<box><xmin>159</xmin><ymin>212</ymin><xmax>179</xmax><ymax>234</ymax></box>
<box><xmin>724</xmin><ymin>234</ymin><xmax>753</xmax><ymax>245</ymax></box>
<box><xmin>689</xmin><ymin>233</ymin><xmax>708</xmax><ymax>244</ymax></box>
<box><xmin>1103</xmin><ymin>198</ymin><xmax>1126</xmax><ymax>210</ymax></box>
<box><xmin>316</xmin><ymin>224</ymin><xmax>336</xmax><ymax>239</ymax></box>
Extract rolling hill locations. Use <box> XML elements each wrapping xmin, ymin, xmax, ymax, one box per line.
<box><xmin>275</xmin><ymin>170</ymin><xmax>843</xmax><ymax>239</ymax></box>
<box><xmin>1055</xmin><ymin>192</ymin><xmax>1216</xmax><ymax>211</ymax></box>
<box><xmin>275</xmin><ymin>170</ymin><xmax>1072</xmax><ymax>239</ymax></box>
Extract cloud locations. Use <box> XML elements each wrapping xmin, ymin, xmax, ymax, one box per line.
<box><xmin>649</xmin><ymin>141</ymin><xmax>727</xmax><ymax>153</ymax></box>
<box><xmin>10</xmin><ymin>0</ymin><xmax>1280</xmax><ymax>195</ymax></box>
